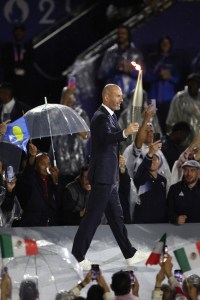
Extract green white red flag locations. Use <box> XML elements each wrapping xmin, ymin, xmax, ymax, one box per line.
<box><xmin>174</xmin><ymin>241</ymin><xmax>200</xmax><ymax>273</ymax></box>
<box><xmin>146</xmin><ymin>233</ymin><xmax>166</xmax><ymax>265</ymax></box>
<box><xmin>0</xmin><ymin>234</ymin><xmax>39</xmax><ymax>258</ymax></box>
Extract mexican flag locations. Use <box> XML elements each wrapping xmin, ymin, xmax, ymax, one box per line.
<box><xmin>146</xmin><ymin>233</ymin><xmax>166</xmax><ymax>265</ymax></box>
<box><xmin>174</xmin><ymin>241</ymin><xmax>200</xmax><ymax>273</ymax></box>
<box><xmin>0</xmin><ymin>234</ymin><xmax>39</xmax><ymax>258</ymax></box>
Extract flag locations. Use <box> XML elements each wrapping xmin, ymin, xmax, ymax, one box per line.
<box><xmin>132</xmin><ymin>69</ymin><xmax>143</xmax><ymax>123</ymax></box>
<box><xmin>0</xmin><ymin>234</ymin><xmax>39</xmax><ymax>258</ymax></box>
<box><xmin>174</xmin><ymin>241</ymin><xmax>200</xmax><ymax>273</ymax></box>
<box><xmin>146</xmin><ymin>233</ymin><xmax>166</xmax><ymax>265</ymax></box>
<box><xmin>3</xmin><ymin>117</ymin><xmax>30</xmax><ymax>153</ymax></box>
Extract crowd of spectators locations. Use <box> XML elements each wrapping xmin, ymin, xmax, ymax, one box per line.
<box><xmin>2</xmin><ymin>254</ymin><xmax>200</xmax><ymax>300</ymax></box>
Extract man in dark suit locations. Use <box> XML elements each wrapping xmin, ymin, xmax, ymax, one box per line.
<box><xmin>0</xmin><ymin>82</ymin><xmax>29</xmax><ymax>123</ymax></box>
<box><xmin>72</xmin><ymin>84</ymin><xmax>140</xmax><ymax>270</ymax></box>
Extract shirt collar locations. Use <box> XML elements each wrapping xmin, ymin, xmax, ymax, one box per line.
<box><xmin>102</xmin><ymin>103</ymin><xmax>114</xmax><ymax>116</ymax></box>
<box><xmin>3</xmin><ymin>98</ymin><xmax>15</xmax><ymax>112</ymax></box>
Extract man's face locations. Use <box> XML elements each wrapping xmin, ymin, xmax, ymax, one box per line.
<box><xmin>183</xmin><ymin>166</ymin><xmax>199</xmax><ymax>185</ymax></box>
<box><xmin>105</xmin><ymin>86</ymin><xmax>123</xmax><ymax>111</ymax></box>
<box><xmin>81</xmin><ymin>170</ymin><xmax>91</xmax><ymax>191</ymax></box>
<box><xmin>145</xmin><ymin>124</ymin><xmax>154</xmax><ymax>145</ymax></box>
<box><xmin>187</xmin><ymin>80</ymin><xmax>200</xmax><ymax>98</ymax></box>
<box><xmin>35</xmin><ymin>155</ymin><xmax>51</xmax><ymax>176</ymax></box>
<box><xmin>0</xmin><ymin>88</ymin><xmax>12</xmax><ymax>104</ymax></box>
<box><xmin>149</xmin><ymin>155</ymin><xmax>160</xmax><ymax>172</ymax></box>
<box><xmin>117</xmin><ymin>27</ymin><xmax>129</xmax><ymax>46</ymax></box>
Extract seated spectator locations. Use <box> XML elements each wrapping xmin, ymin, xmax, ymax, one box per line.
<box><xmin>123</xmin><ymin>105</ymin><xmax>171</xmax><ymax>189</ymax></box>
<box><xmin>19</xmin><ymin>280</ymin><xmax>39</xmax><ymax>300</ymax></box>
<box><xmin>14</xmin><ymin>142</ymin><xmax>60</xmax><ymax>227</ymax></box>
<box><xmin>161</xmin><ymin>121</ymin><xmax>192</xmax><ymax>170</ymax></box>
<box><xmin>111</xmin><ymin>270</ymin><xmax>140</xmax><ymax>300</ymax></box>
<box><xmin>166</xmin><ymin>73</ymin><xmax>200</xmax><ymax>138</ymax></box>
<box><xmin>167</xmin><ymin>160</ymin><xmax>200</xmax><ymax>224</ymax></box>
<box><xmin>60</xmin><ymin>165</ymin><xmax>91</xmax><ymax>225</ymax></box>
<box><xmin>182</xmin><ymin>274</ymin><xmax>200</xmax><ymax>300</ymax></box>
<box><xmin>133</xmin><ymin>143</ymin><xmax>167</xmax><ymax>223</ymax></box>
<box><xmin>98</xmin><ymin>25</ymin><xmax>143</xmax><ymax>110</ymax></box>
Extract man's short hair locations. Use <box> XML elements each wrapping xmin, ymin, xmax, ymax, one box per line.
<box><xmin>111</xmin><ymin>270</ymin><xmax>131</xmax><ymax>296</ymax></box>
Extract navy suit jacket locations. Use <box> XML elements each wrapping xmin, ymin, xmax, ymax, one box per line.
<box><xmin>88</xmin><ymin>105</ymin><xmax>126</xmax><ymax>184</ymax></box>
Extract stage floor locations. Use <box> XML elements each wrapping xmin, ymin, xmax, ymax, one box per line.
<box><xmin>1</xmin><ymin>224</ymin><xmax>200</xmax><ymax>299</ymax></box>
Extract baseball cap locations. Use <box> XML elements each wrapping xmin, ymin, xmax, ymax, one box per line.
<box><xmin>182</xmin><ymin>160</ymin><xmax>200</xmax><ymax>169</ymax></box>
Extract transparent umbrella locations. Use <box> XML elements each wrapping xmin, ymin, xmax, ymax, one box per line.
<box><xmin>1</xmin><ymin>239</ymin><xmax>83</xmax><ymax>300</ymax></box>
<box><xmin>24</xmin><ymin>100</ymin><xmax>90</xmax><ymax>166</ymax></box>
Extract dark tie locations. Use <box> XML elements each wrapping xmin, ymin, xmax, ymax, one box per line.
<box><xmin>112</xmin><ymin>113</ymin><xmax>118</xmax><ymax>122</ymax></box>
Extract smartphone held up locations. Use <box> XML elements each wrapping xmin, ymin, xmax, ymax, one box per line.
<box><xmin>91</xmin><ymin>264</ymin><xmax>100</xmax><ymax>281</ymax></box>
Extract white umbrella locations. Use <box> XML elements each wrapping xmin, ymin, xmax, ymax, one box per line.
<box><xmin>24</xmin><ymin>98</ymin><xmax>90</xmax><ymax>166</ymax></box>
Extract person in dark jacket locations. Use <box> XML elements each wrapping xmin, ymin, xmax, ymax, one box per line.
<box><xmin>60</xmin><ymin>165</ymin><xmax>91</xmax><ymax>225</ymax></box>
<box><xmin>133</xmin><ymin>141</ymin><xmax>167</xmax><ymax>223</ymax></box>
<box><xmin>14</xmin><ymin>142</ymin><xmax>60</xmax><ymax>227</ymax></box>
<box><xmin>167</xmin><ymin>160</ymin><xmax>200</xmax><ymax>224</ymax></box>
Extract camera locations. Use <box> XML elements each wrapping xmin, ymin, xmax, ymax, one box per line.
<box><xmin>7</xmin><ymin>166</ymin><xmax>14</xmax><ymax>182</ymax></box>
<box><xmin>148</xmin><ymin>99</ymin><xmax>156</xmax><ymax>111</ymax></box>
<box><xmin>91</xmin><ymin>264</ymin><xmax>100</xmax><ymax>281</ymax></box>
<box><xmin>174</xmin><ymin>269</ymin><xmax>183</xmax><ymax>283</ymax></box>
<box><xmin>153</xmin><ymin>132</ymin><xmax>161</xmax><ymax>143</ymax></box>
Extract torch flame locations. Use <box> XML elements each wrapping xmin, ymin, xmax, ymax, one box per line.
<box><xmin>131</xmin><ymin>61</ymin><xmax>142</xmax><ymax>71</ymax></box>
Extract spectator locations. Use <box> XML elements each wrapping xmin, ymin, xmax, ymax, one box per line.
<box><xmin>1</xmin><ymin>267</ymin><xmax>12</xmax><ymax>300</ymax></box>
<box><xmin>19</xmin><ymin>280</ymin><xmax>39</xmax><ymax>300</ymax></box>
<box><xmin>161</xmin><ymin>121</ymin><xmax>192</xmax><ymax>170</ymax></box>
<box><xmin>111</xmin><ymin>270</ymin><xmax>140</xmax><ymax>300</ymax></box>
<box><xmin>0</xmin><ymin>162</ymin><xmax>22</xmax><ymax>227</ymax></box>
<box><xmin>170</xmin><ymin>133</ymin><xmax>200</xmax><ymax>185</ymax></box>
<box><xmin>182</xmin><ymin>274</ymin><xmax>200</xmax><ymax>300</ymax></box>
<box><xmin>167</xmin><ymin>160</ymin><xmax>200</xmax><ymax>225</ymax></box>
<box><xmin>55</xmin><ymin>271</ymin><xmax>93</xmax><ymax>300</ymax></box>
<box><xmin>98</xmin><ymin>25</ymin><xmax>143</xmax><ymax>110</ymax></box>
<box><xmin>123</xmin><ymin>105</ymin><xmax>171</xmax><ymax>189</ymax></box>
<box><xmin>49</xmin><ymin>86</ymin><xmax>90</xmax><ymax>191</ymax></box>
<box><xmin>166</xmin><ymin>73</ymin><xmax>200</xmax><ymax>137</ymax></box>
<box><xmin>60</xmin><ymin>165</ymin><xmax>91</xmax><ymax>225</ymax></box>
<box><xmin>152</xmin><ymin>255</ymin><xmax>186</xmax><ymax>300</ymax></box>
<box><xmin>119</xmin><ymin>88</ymin><xmax>161</xmax><ymax>153</ymax></box>
<box><xmin>1</xmin><ymin>23</ymin><xmax>34</xmax><ymax>104</ymax></box>
<box><xmin>0</xmin><ymin>82</ymin><xmax>29</xmax><ymax>123</ymax></box>
<box><xmin>133</xmin><ymin>143</ymin><xmax>167</xmax><ymax>223</ymax></box>
<box><xmin>145</xmin><ymin>35</ymin><xmax>180</xmax><ymax>133</ymax></box>
<box><xmin>14</xmin><ymin>142</ymin><xmax>60</xmax><ymax>226</ymax></box>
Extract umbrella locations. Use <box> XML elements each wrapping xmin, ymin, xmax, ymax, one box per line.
<box><xmin>24</xmin><ymin>100</ymin><xmax>90</xmax><ymax>166</ymax></box>
<box><xmin>0</xmin><ymin>141</ymin><xmax>22</xmax><ymax>173</ymax></box>
<box><xmin>1</xmin><ymin>238</ymin><xmax>83</xmax><ymax>300</ymax></box>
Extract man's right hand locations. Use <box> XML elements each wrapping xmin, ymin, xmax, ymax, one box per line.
<box><xmin>124</xmin><ymin>122</ymin><xmax>139</xmax><ymax>137</ymax></box>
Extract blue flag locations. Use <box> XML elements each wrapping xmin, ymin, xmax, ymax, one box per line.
<box><xmin>3</xmin><ymin>117</ymin><xmax>30</xmax><ymax>153</ymax></box>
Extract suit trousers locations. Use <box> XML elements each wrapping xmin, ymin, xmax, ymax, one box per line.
<box><xmin>72</xmin><ymin>183</ymin><xmax>136</xmax><ymax>262</ymax></box>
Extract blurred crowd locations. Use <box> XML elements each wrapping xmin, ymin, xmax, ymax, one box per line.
<box><xmin>0</xmin><ymin>23</ymin><xmax>200</xmax><ymax>227</ymax></box>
